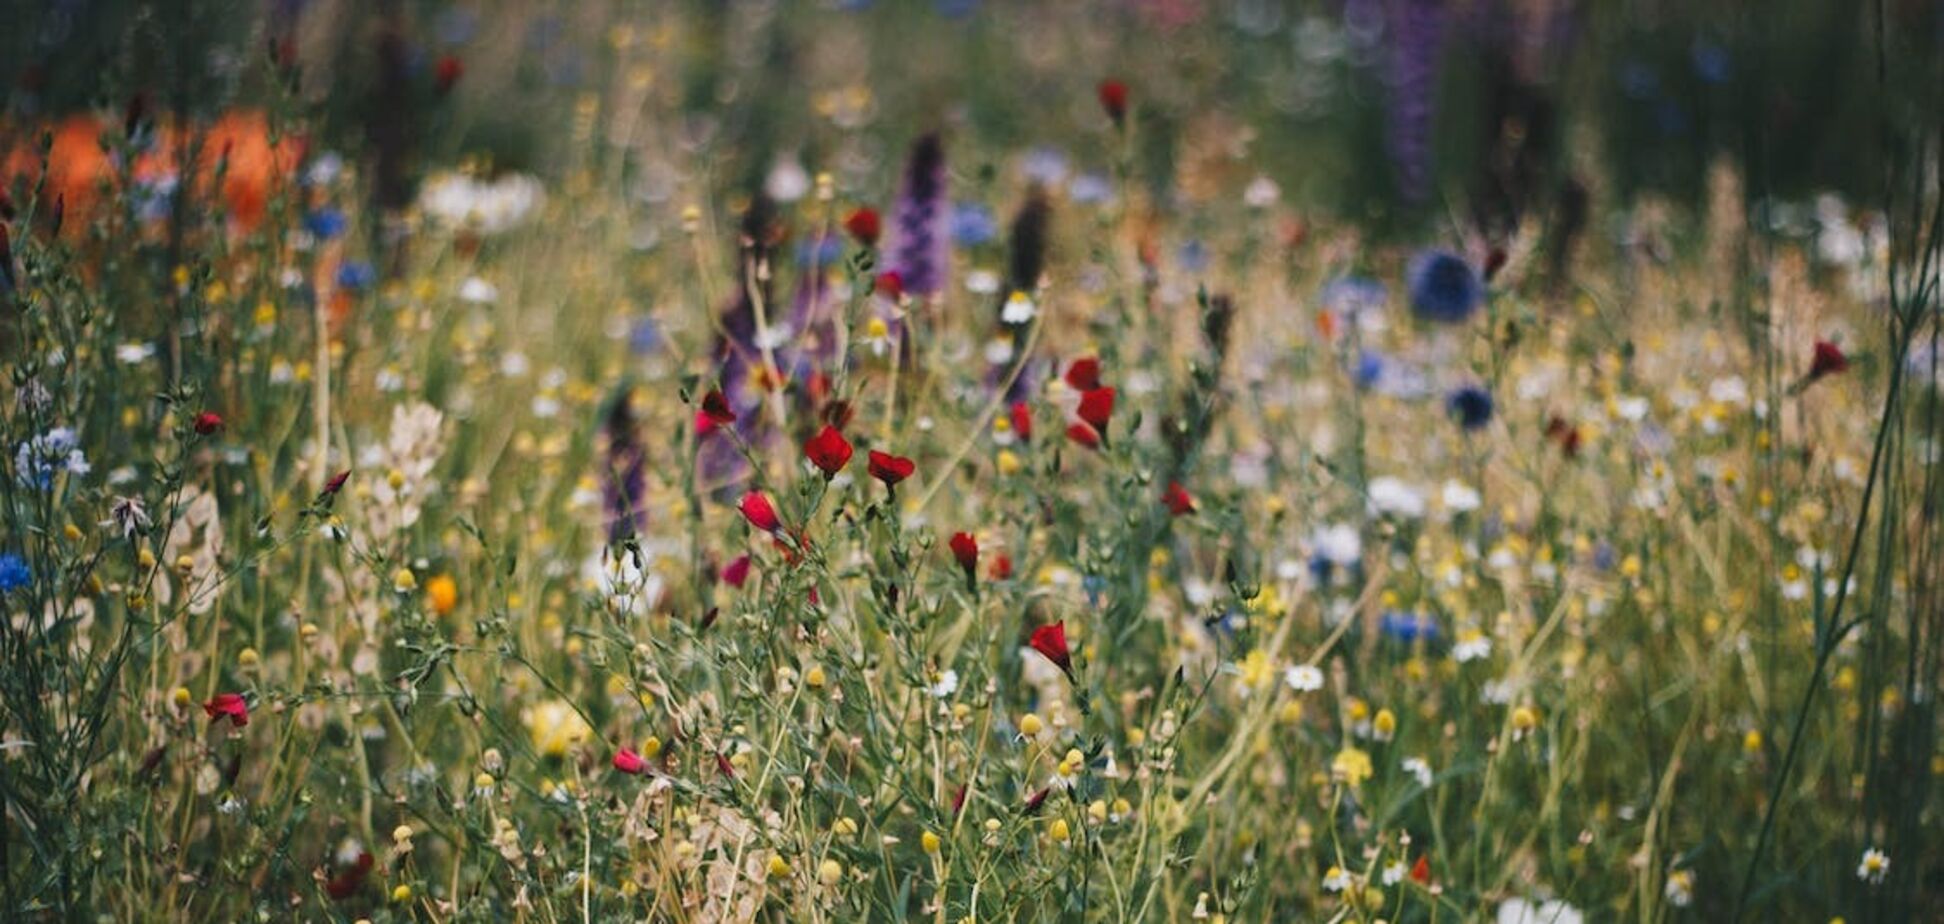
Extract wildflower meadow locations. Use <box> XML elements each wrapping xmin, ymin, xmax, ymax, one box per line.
<box><xmin>1</xmin><ymin>2</ymin><xmax>1941</xmax><ymax>922</ymax></box>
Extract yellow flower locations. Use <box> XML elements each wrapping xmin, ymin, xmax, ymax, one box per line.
<box><xmin>523</xmin><ymin>700</ymin><xmax>592</xmax><ymax>758</ymax></box>
<box><xmin>818</xmin><ymin>858</ymin><xmax>844</xmax><ymax>886</ymax></box>
<box><xmin>1511</xmin><ymin>705</ymin><xmax>1541</xmax><ymax>737</ymax></box>
<box><xmin>767</xmin><ymin>855</ymin><xmax>792</xmax><ymax>879</ymax></box>
<box><xmin>1331</xmin><ymin>747</ymin><xmax>1373</xmax><ymax>787</ymax></box>
<box><xmin>1019</xmin><ymin>713</ymin><xmax>1043</xmax><ymax>737</ymax></box>
<box><xmin>392</xmin><ymin>568</ymin><xmax>418</xmax><ymax>593</ymax></box>
<box><xmin>997</xmin><ymin>450</ymin><xmax>1023</xmax><ymax>476</ymax></box>
<box><xmin>424</xmin><ymin>575</ymin><xmax>459</xmax><ymax>616</ymax></box>
<box><xmin>1372</xmin><ymin>708</ymin><xmax>1396</xmax><ymax>740</ymax></box>
<box><xmin>391</xmin><ymin>884</ymin><xmax>412</xmax><ymax>903</ymax></box>
<box><xmin>1047</xmin><ymin>818</ymin><xmax>1070</xmax><ymax>843</ymax></box>
<box><xmin>921</xmin><ymin>831</ymin><xmax>941</xmax><ymax>854</ymax></box>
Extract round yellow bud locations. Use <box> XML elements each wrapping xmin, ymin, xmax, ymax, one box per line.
<box><xmin>766</xmin><ymin>855</ymin><xmax>792</xmax><ymax>879</ymax></box>
<box><xmin>1047</xmin><ymin>819</ymin><xmax>1071</xmax><ymax>843</ymax></box>
<box><xmin>818</xmin><ymin>858</ymin><xmax>843</xmax><ymax>886</ymax></box>
<box><xmin>921</xmin><ymin>831</ymin><xmax>941</xmax><ymax>854</ymax></box>
<box><xmin>1019</xmin><ymin>713</ymin><xmax>1043</xmax><ymax>737</ymax></box>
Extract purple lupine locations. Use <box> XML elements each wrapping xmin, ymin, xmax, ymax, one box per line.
<box><xmin>887</xmin><ymin>134</ymin><xmax>950</xmax><ymax>298</ymax></box>
<box><xmin>1381</xmin><ymin>0</ymin><xmax>1448</xmax><ymax>203</ymax></box>
<box><xmin>600</xmin><ymin>392</ymin><xmax>648</xmax><ymax>541</ymax></box>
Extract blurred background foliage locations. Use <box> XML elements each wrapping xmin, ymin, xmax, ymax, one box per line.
<box><xmin>5</xmin><ymin>0</ymin><xmax>1939</xmax><ymax>239</ymax></box>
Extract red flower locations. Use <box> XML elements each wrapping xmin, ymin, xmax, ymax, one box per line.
<box><xmin>696</xmin><ymin>389</ymin><xmax>736</xmax><ymax>435</ymax></box>
<box><xmin>1077</xmin><ymin>387</ymin><xmax>1115</xmax><ymax>433</ymax></box>
<box><xmin>949</xmin><ymin>532</ymin><xmax>979</xmax><ymax>583</ymax></box>
<box><xmin>1097</xmin><ymin>79</ymin><xmax>1129</xmax><ymax>125</ymax></box>
<box><xmin>322</xmin><ymin>469</ymin><xmax>351</xmax><ymax>496</ymax></box>
<box><xmin>721</xmin><ymin>554</ymin><xmax>752</xmax><ymax>588</ymax></box>
<box><xmin>1065</xmin><ymin>356</ymin><xmax>1102</xmax><ymax>391</ymax></box>
<box><xmin>1483</xmin><ymin>246</ymin><xmax>1508</xmax><ymax>282</ymax></box>
<box><xmin>803</xmin><ymin>425</ymin><xmax>854</xmax><ymax>478</ymax></box>
<box><xmin>202</xmin><ymin>692</ymin><xmax>249</xmax><ymax>727</ymax></box>
<box><xmin>1809</xmin><ymin>340</ymin><xmax>1849</xmax><ymax>379</ymax></box>
<box><xmin>868</xmin><ymin>450</ymin><xmax>915</xmax><ymax>487</ymax></box>
<box><xmin>434</xmin><ymin>55</ymin><xmax>464</xmax><ymax>94</ymax></box>
<box><xmin>613</xmin><ymin>747</ymin><xmax>649</xmax><ymax>775</ymax></box>
<box><xmin>988</xmin><ymin>553</ymin><xmax>1013</xmax><ymax>581</ymax></box>
<box><xmin>843</xmin><ymin>207</ymin><xmax>882</xmax><ymax>246</ymax></box>
<box><xmin>1410</xmin><ymin>855</ymin><xmax>1431</xmax><ymax>884</ymax></box>
<box><xmin>1065</xmin><ymin>422</ymin><xmax>1101</xmax><ymax>450</ymax></box>
<box><xmin>1027</xmin><ymin>621</ymin><xmax>1074</xmax><ymax>680</ymax></box>
<box><xmin>325</xmin><ymin>851</ymin><xmax>374</xmax><ymax>900</ymax></box>
<box><xmin>1023</xmin><ymin>786</ymin><xmax>1052</xmax><ymax>815</ymax></box>
<box><xmin>1009</xmin><ymin>401</ymin><xmax>1033</xmax><ymax>443</ymax></box>
<box><xmin>738</xmin><ymin>491</ymin><xmax>782</xmax><ymax>533</ymax></box>
<box><xmin>193</xmin><ymin>411</ymin><xmax>224</xmax><ymax>435</ymax></box>
<box><xmin>875</xmin><ymin>271</ymin><xmax>905</xmax><ymax>301</ymax></box>
<box><xmin>1162</xmin><ymin>481</ymin><xmax>1195</xmax><ymax>516</ymax></box>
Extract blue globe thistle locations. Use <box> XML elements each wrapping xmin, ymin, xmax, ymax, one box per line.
<box><xmin>1353</xmin><ymin>350</ymin><xmax>1386</xmax><ymax>391</ymax></box>
<box><xmin>336</xmin><ymin>261</ymin><xmax>377</xmax><ymax>292</ymax></box>
<box><xmin>304</xmin><ymin>207</ymin><xmax>348</xmax><ymax>241</ymax></box>
<box><xmin>1406</xmin><ymin>250</ymin><xmax>1485</xmax><ymax>323</ymax></box>
<box><xmin>1446</xmin><ymin>384</ymin><xmax>1494</xmax><ymax>431</ymax></box>
<box><xmin>0</xmin><ymin>553</ymin><xmax>28</xmax><ymax>594</ymax></box>
<box><xmin>951</xmin><ymin>203</ymin><xmax>998</xmax><ymax>248</ymax></box>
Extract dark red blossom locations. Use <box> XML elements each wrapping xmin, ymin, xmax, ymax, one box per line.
<box><xmin>949</xmin><ymin>532</ymin><xmax>979</xmax><ymax>585</ymax></box>
<box><xmin>868</xmin><ymin>450</ymin><xmax>915</xmax><ymax>487</ymax></box>
<box><xmin>323</xmin><ymin>470</ymin><xmax>351</xmax><ymax>496</ymax></box>
<box><xmin>1410</xmin><ymin>855</ymin><xmax>1431</xmax><ymax>884</ymax></box>
<box><xmin>1027</xmin><ymin>621</ymin><xmax>1074</xmax><ymax>680</ymax></box>
<box><xmin>202</xmin><ymin>693</ymin><xmax>249</xmax><ymax>727</ymax></box>
<box><xmin>1809</xmin><ymin>340</ymin><xmax>1849</xmax><ymax>380</ymax></box>
<box><xmin>1162</xmin><ymin>481</ymin><xmax>1195</xmax><ymax>516</ymax></box>
<box><xmin>1076</xmin><ymin>387</ymin><xmax>1115</xmax><ymax>434</ymax></box>
<box><xmin>1023</xmin><ymin>786</ymin><xmax>1052</xmax><ymax>815</ymax></box>
<box><xmin>1065</xmin><ymin>357</ymin><xmax>1102</xmax><ymax>391</ymax></box>
<box><xmin>843</xmin><ymin>207</ymin><xmax>882</xmax><ymax>246</ymax></box>
<box><xmin>434</xmin><ymin>55</ymin><xmax>464</xmax><ymax>94</ymax></box>
<box><xmin>1097</xmin><ymin>79</ymin><xmax>1129</xmax><ymax>125</ymax></box>
<box><xmin>193</xmin><ymin>411</ymin><xmax>224</xmax><ymax>435</ymax></box>
<box><xmin>1065</xmin><ymin>422</ymin><xmax>1101</xmax><ymax>450</ymax></box>
<box><xmin>988</xmin><ymin>553</ymin><xmax>1013</xmax><ymax>581</ymax></box>
<box><xmin>721</xmin><ymin>555</ymin><xmax>752</xmax><ymax>588</ymax></box>
<box><xmin>803</xmin><ymin>425</ymin><xmax>854</xmax><ymax>478</ymax></box>
<box><xmin>696</xmin><ymin>390</ymin><xmax>736</xmax><ymax>435</ymax></box>
<box><xmin>325</xmin><ymin>851</ymin><xmax>374</xmax><ymax>900</ymax></box>
<box><xmin>739</xmin><ymin>491</ymin><xmax>782</xmax><ymax>533</ymax></box>
<box><xmin>1009</xmin><ymin>401</ymin><xmax>1033</xmax><ymax>443</ymax></box>
<box><xmin>875</xmin><ymin>271</ymin><xmax>905</xmax><ymax>301</ymax></box>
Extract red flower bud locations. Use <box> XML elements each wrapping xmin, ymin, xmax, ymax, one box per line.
<box><xmin>867</xmin><ymin>450</ymin><xmax>915</xmax><ymax>487</ymax></box>
<box><xmin>1410</xmin><ymin>855</ymin><xmax>1431</xmax><ymax>884</ymax></box>
<box><xmin>1162</xmin><ymin>481</ymin><xmax>1195</xmax><ymax>516</ymax></box>
<box><xmin>1009</xmin><ymin>401</ymin><xmax>1033</xmax><ymax>443</ymax></box>
<box><xmin>843</xmin><ymin>207</ymin><xmax>882</xmax><ymax>246</ymax></box>
<box><xmin>1076</xmin><ymin>387</ymin><xmax>1115</xmax><ymax>433</ymax></box>
<box><xmin>193</xmin><ymin>411</ymin><xmax>224</xmax><ymax>435</ymax></box>
<box><xmin>721</xmin><ymin>554</ymin><xmax>752</xmax><ymax>588</ymax></box>
<box><xmin>875</xmin><ymin>271</ymin><xmax>904</xmax><ymax>301</ymax></box>
<box><xmin>1027</xmin><ymin>620</ymin><xmax>1073</xmax><ymax>680</ymax></box>
<box><xmin>202</xmin><ymin>692</ymin><xmax>249</xmax><ymax>727</ymax></box>
<box><xmin>434</xmin><ymin>55</ymin><xmax>464</xmax><ymax>94</ymax></box>
<box><xmin>738</xmin><ymin>491</ymin><xmax>781</xmax><ymax>533</ymax></box>
<box><xmin>613</xmin><ymin>747</ymin><xmax>649</xmax><ymax>775</ymax></box>
<box><xmin>1065</xmin><ymin>356</ymin><xmax>1102</xmax><ymax>391</ymax></box>
<box><xmin>988</xmin><ymin>553</ymin><xmax>1013</xmax><ymax>581</ymax></box>
<box><xmin>1065</xmin><ymin>422</ymin><xmax>1101</xmax><ymax>449</ymax></box>
<box><xmin>1808</xmin><ymin>339</ymin><xmax>1848</xmax><ymax>380</ymax></box>
<box><xmin>696</xmin><ymin>389</ymin><xmax>736</xmax><ymax>435</ymax></box>
<box><xmin>803</xmin><ymin>425</ymin><xmax>854</xmax><ymax>478</ymax></box>
<box><xmin>949</xmin><ymin>531</ymin><xmax>979</xmax><ymax>583</ymax></box>
<box><xmin>1097</xmin><ymin>79</ymin><xmax>1129</xmax><ymax>124</ymax></box>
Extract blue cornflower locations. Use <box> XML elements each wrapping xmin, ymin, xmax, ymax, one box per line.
<box><xmin>1446</xmin><ymin>384</ymin><xmax>1494</xmax><ymax>431</ymax></box>
<box><xmin>1380</xmin><ymin>611</ymin><xmax>1439</xmax><ymax>643</ymax></box>
<box><xmin>628</xmin><ymin>317</ymin><xmax>663</xmax><ymax>356</ymax></box>
<box><xmin>0</xmin><ymin>554</ymin><xmax>28</xmax><ymax>594</ymax></box>
<box><xmin>304</xmin><ymin>207</ymin><xmax>348</xmax><ymax>240</ymax></box>
<box><xmin>1354</xmin><ymin>350</ymin><xmax>1386</xmax><ymax>390</ymax></box>
<box><xmin>336</xmin><ymin>261</ymin><xmax>377</xmax><ymax>292</ymax></box>
<box><xmin>1406</xmin><ymin>250</ymin><xmax>1485</xmax><ymax>323</ymax></box>
<box><xmin>795</xmin><ymin>236</ymin><xmax>843</xmax><ymax>268</ymax></box>
<box><xmin>951</xmin><ymin>203</ymin><xmax>998</xmax><ymax>247</ymax></box>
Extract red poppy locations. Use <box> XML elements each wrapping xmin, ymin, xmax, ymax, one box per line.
<box><xmin>949</xmin><ymin>532</ymin><xmax>979</xmax><ymax>583</ymax></box>
<box><xmin>1808</xmin><ymin>340</ymin><xmax>1848</xmax><ymax>379</ymax></box>
<box><xmin>988</xmin><ymin>553</ymin><xmax>1013</xmax><ymax>581</ymax></box>
<box><xmin>1097</xmin><ymin>79</ymin><xmax>1129</xmax><ymax>124</ymax></box>
<box><xmin>1162</xmin><ymin>481</ymin><xmax>1195</xmax><ymax>516</ymax></box>
<box><xmin>193</xmin><ymin>411</ymin><xmax>224</xmax><ymax>435</ymax></box>
<box><xmin>803</xmin><ymin>425</ymin><xmax>854</xmax><ymax>478</ymax></box>
<box><xmin>875</xmin><ymin>271</ymin><xmax>905</xmax><ymax>301</ymax></box>
<box><xmin>721</xmin><ymin>555</ymin><xmax>752</xmax><ymax>588</ymax></box>
<box><xmin>843</xmin><ymin>207</ymin><xmax>882</xmax><ymax>246</ymax></box>
<box><xmin>1027</xmin><ymin>621</ymin><xmax>1074</xmax><ymax>680</ymax></box>
<box><xmin>696</xmin><ymin>390</ymin><xmax>736</xmax><ymax>435</ymax></box>
<box><xmin>1009</xmin><ymin>401</ymin><xmax>1033</xmax><ymax>443</ymax></box>
<box><xmin>202</xmin><ymin>692</ymin><xmax>249</xmax><ymax>727</ymax></box>
<box><xmin>1410</xmin><ymin>855</ymin><xmax>1431</xmax><ymax>884</ymax></box>
<box><xmin>739</xmin><ymin>491</ymin><xmax>782</xmax><ymax>533</ymax></box>
<box><xmin>1077</xmin><ymin>387</ymin><xmax>1115</xmax><ymax>434</ymax></box>
<box><xmin>434</xmin><ymin>55</ymin><xmax>464</xmax><ymax>94</ymax></box>
<box><xmin>613</xmin><ymin>747</ymin><xmax>649</xmax><ymax>775</ymax></box>
<box><xmin>1065</xmin><ymin>356</ymin><xmax>1102</xmax><ymax>391</ymax></box>
<box><xmin>1065</xmin><ymin>422</ymin><xmax>1101</xmax><ymax>450</ymax></box>
<box><xmin>868</xmin><ymin>450</ymin><xmax>915</xmax><ymax>487</ymax></box>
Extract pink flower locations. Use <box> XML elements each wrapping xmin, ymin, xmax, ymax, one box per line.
<box><xmin>613</xmin><ymin>747</ymin><xmax>649</xmax><ymax>775</ymax></box>
<box><xmin>202</xmin><ymin>693</ymin><xmax>249</xmax><ymax>727</ymax></box>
